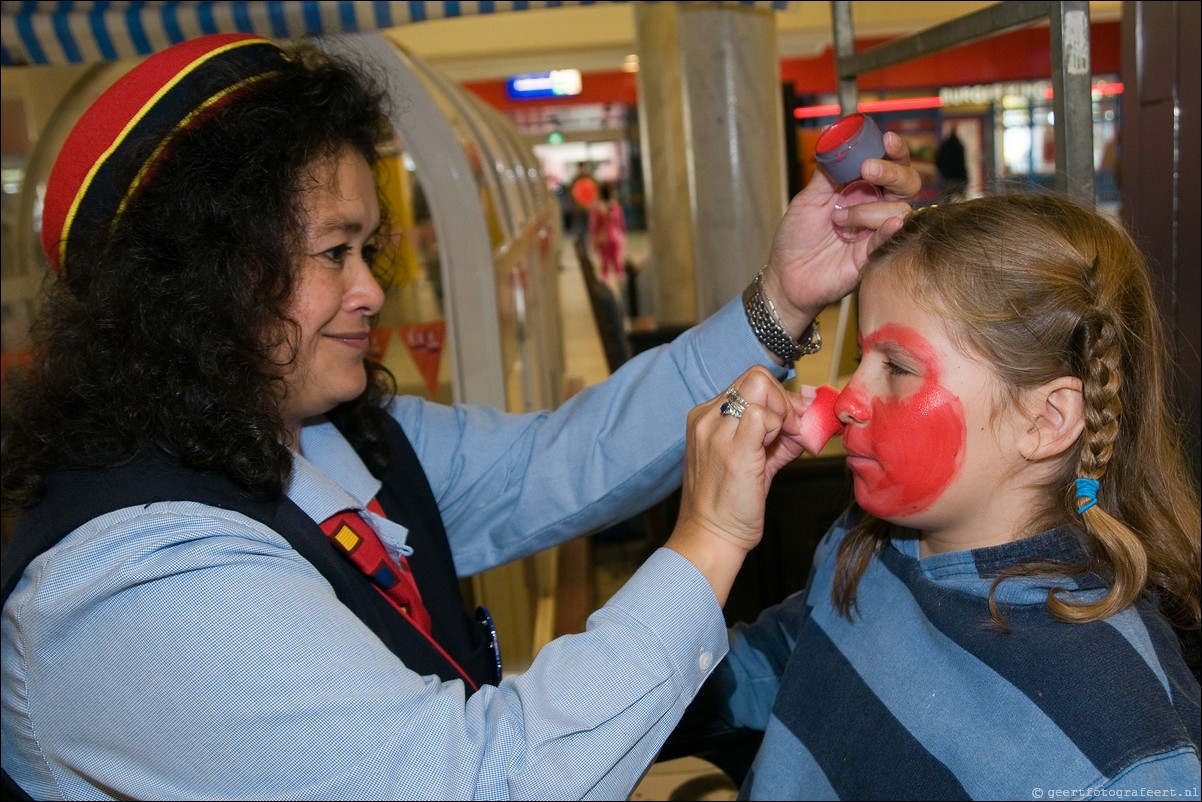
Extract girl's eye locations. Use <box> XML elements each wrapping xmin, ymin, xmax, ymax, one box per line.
<box><xmin>884</xmin><ymin>359</ymin><xmax>912</xmax><ymax>377</ymax></box>
<box><xmin>361</xmin><ymin>244</ymin><xmax>380</xmax><ymax>266</ymax></box>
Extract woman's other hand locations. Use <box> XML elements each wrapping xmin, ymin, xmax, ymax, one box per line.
<box><xmin>666</xmin><ymin>366</ymin><xmax>806</xmax><ymax>604</ymax></box>
<box><xmin>761</xmin><ymin>131</ymin><xmax>920</xmax><ymax>339</ymax></box>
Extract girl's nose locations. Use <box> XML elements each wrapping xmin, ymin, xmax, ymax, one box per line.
<box><xmin>835</xmin><ymin>382</ymin><xmax>871</xmax><ymax>424</ymax></box>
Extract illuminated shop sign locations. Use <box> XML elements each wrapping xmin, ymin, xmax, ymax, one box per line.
<box><xmin>939</xmin><ymin>81</ymin><xmax>1053</xmax><ymax>106</ymax></box>
<box><xmin>506</xmin><ymin>69</ymin><xmax>583</xmax><ymax>100</ymax></box>
<box><xmin>939</xmin><ymin>80</ymin><xmax>1122</xmax><ymax>107</ymax></box>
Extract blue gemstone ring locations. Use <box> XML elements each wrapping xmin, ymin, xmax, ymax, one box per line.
<box><xmin>721</xmin><ymin>386</ymin><xmax>746</xmax><ymax>419</ymax></box>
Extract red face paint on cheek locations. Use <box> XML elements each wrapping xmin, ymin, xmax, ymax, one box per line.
<box><xmin>842</xmin><ymin>325</ymin><xmax>966</xmax><ymax>519</ymax></box>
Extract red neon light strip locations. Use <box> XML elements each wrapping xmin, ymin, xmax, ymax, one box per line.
<box><xmin>794</xmin><ymin>97</ymin><xmax>943</xmax><ymax>119</ymax></box>
<box><xmin>794</xmin><ymin>103</ymin><xmax>843</xmax><ymax>119</ymax></box>
<box><xmin>1042</xmin><ymin>81</ymin><xmax>1124</xmax><ymax>98</ymax></box>
<box><xmin>794</xmin><ymin>82</ymin><xmax>1124</xmax><ymax>119</ymax></box>
<box><xmin>864</xmin><ymin>96</ymin><xmax>945</xmax><ymax>112</ymax></box>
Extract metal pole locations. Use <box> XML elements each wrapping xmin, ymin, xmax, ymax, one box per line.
<box><xmin>1049</xmin><ymin>1</ymin><xmax>1096</xmax><ymax>205</ymax></box>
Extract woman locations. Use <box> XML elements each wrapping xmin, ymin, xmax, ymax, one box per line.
<box><xmin>1</xmin><ymin>34</ymin><xmax>918</xmax><ymax>799</ymax></box>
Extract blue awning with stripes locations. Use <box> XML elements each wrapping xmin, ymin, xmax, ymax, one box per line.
<box><xmin>2</xmin><ymin>1</ymin><xmax>791</xmax><ymax>66</ymax></box>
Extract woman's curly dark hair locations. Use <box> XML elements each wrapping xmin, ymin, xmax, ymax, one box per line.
<box><xmin>2</xmin><ymin>43</ymin><xmax>399</xmax><ymax>509</ymax></box>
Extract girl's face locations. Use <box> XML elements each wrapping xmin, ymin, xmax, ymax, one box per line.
<box><xmin>276</xmin><ymin>146</ymin><xmax>385</xmax><ymax>444</ymax></box>
<box><xmin>835</xmin><ymin>269</ymin><xmax>1024</xmax><ymax>550</ymax></box>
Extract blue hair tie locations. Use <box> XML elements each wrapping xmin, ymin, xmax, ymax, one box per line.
<box><xmin>1075</xmin><ymin>477</ymin><xmax>1100</xmax><ymax>513</ymax></box>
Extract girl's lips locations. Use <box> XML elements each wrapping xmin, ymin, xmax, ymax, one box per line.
<box><xmin>841</xmin><ymin>441</ymin><xmax>878</xmax><ymax>466</ymax></box>
<box><xmin>843</xmin><ymin>448</ymin><xmax>884</xmax><ymax>484</ymax></box>
<box><xmin>840</xmin><ymin>434</ymin><xmax>865</xmax><ymax>459</ymax></box>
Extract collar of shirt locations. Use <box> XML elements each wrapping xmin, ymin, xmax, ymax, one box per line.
<box><xmin>289</xmin><ymin>418</ymin><xmax>413</xmax><ymax>558</ymax></box>
<box><xmin>886</xmin><ymin>525</ymin><xmax>1102</xmax><ymax>601</ymax></box>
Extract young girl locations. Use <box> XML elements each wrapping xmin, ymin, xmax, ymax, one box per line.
<box><xmin>686</xmin><ymin>193</ymin><xmax>1201</xmax><ymax>799</ymax></box>
<box><xmin>589</xmin><ymin>182</ymin><xmax>627</xmax><ymax>284</ymax></box>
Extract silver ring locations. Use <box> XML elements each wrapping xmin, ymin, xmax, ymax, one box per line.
<box><xmin>720</xmin><ymin>386</ymin><xmax>746</xmax><ymax>419</ymax></box>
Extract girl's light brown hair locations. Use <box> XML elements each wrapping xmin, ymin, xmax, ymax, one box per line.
<box><xmin>833</xmin><ymin>193</ymin><xmax>1200</xmax><ymax>639</ymax></box>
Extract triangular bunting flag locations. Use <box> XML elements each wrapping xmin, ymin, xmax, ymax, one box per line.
<box><xmin>401</xmin><ymin>320</ymin><xmax>446</xmax><ymax>398</ymax></box>
<box><xmin>368</xmin><ymin>327</ymin><xmax>392</xmax><ymax>363</ymax></box>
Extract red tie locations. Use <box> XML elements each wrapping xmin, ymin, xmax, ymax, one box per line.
<box><xmin>320</xmin><ymin>499</ymin><xmax>434</xmax><ymax>635</ymax></box>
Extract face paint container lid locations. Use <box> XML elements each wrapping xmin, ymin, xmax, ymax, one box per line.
<box><xmin>815</xmin><ymin>112</ymin><xmax>886</xmax><ymax>185</ymax></box>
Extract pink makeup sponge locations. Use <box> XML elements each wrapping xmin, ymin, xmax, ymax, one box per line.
<box><xmin>798</xmin><ymin>384</ymin><xmax>846</xmax><ymax>454</ymax></box>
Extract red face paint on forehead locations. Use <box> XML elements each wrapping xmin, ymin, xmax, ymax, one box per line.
<box><xmin>838</xmin><ymin>323</ymin><xmax>966</xmax><ymax>519</ymax></box>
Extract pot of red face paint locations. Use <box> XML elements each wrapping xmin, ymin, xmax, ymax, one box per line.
<box><xmin>815</xmin><ymin>112</ymin><xmax>886</xmax><ymax>241</ymax></box>
<box><xmin>815</xmin><ymin>112</ymin><xmax>886</xmax><ymax>185</ymax></box>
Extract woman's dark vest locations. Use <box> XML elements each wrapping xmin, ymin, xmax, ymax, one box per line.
<box><xmin>0</xmin><ymin>418</ymin><xmax>499</xmax><ymax>692</ymax></box>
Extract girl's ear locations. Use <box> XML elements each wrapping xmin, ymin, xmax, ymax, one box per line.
<box><xmin>1020</xmin><ymin>377</ymin><xmax>1086</xmax><ymax>461</ymax></box>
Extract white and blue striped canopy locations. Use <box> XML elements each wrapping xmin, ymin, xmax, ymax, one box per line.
<box><xmin>2</xmin><ymin>1</ymin><xmax>791</xmax><ymax>66</ymax></box>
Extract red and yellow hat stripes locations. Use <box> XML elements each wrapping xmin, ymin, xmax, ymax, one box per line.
<box><xmin>41</xmin><ymin>33</ymin><xmax>288</xmax><ymax>278</ymax></box>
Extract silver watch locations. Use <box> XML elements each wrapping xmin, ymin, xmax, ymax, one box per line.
<box><xmin>742</xmin><ymin>270</ymin><xmax>821</xmax><ymax>364</ymax></box>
